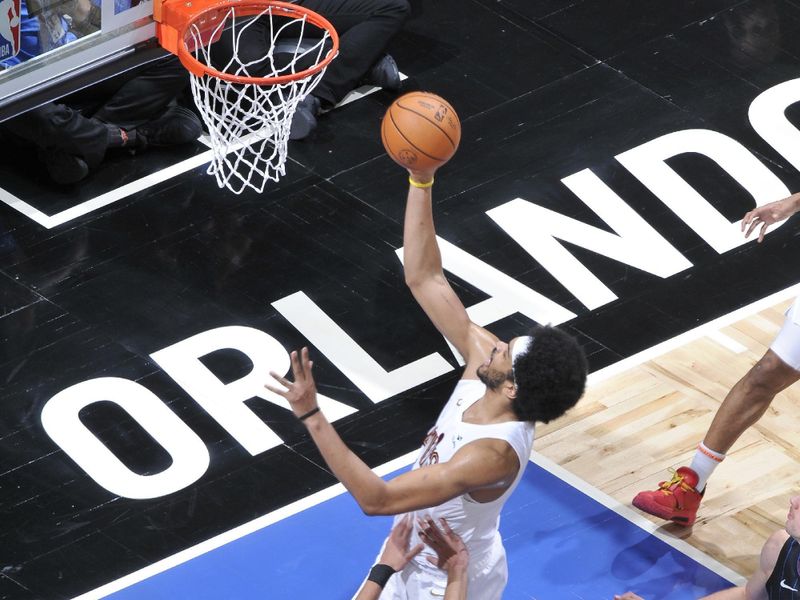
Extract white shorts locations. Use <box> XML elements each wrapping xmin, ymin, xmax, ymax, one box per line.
<box><xmin>378</xmin><ymin>537</ymin><xmax>508</xmax><ymax>600</ymax></box>
<box><xmin>770</xmin><ymin>296</ymin><xmax>800</xmax><ymax>371</ymax></box>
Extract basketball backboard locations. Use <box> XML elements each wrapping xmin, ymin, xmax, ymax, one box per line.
<box><xmin>0</xmin><ymin>0</ymin><xmax>163</xmax><ymax>121</ymax></box>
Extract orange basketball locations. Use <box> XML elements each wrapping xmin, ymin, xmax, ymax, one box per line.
<box><xmin>381</xmin><ymin>91</ymin><xmax>461</xmax><ymax>172</ymax></box>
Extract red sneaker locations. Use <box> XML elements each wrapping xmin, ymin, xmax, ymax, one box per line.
<box><xmin>632</xmin><ymin>467</ymin><xmax>704</xmax><ymax>526</ymax></box>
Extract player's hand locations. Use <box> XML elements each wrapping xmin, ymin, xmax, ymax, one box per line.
<box><xmin>742</xmin><ymin>193</ymin><xmax>800</xmax><ymax>242</ymax></box>
<box><xmin>614</xmin><ymin>593</ymin><xmax>644</xmax><ymax>600</ymax></box>
<box><xmin>265</xmin><ymin>347</ymin><xmax>319</xmax><ymax>418</ymax></box>
<box><xmin>419</xmin><ymin>517</ymin><xmax>468</xmax><ymax>572</ymax></box>
<box><xmin>379</xmin><ymin>515</ymin><xmax>425</xmax><ymax>571</ymax></box>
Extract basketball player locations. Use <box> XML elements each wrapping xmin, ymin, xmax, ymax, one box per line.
<box><xmin>266</xmin><ymin>167</ymin><xmax>588</xmax><ymax>599</ymax></box>
<box><xmin>633</xmin><ymin>192</ymin><xmax>800</xmax><ymax>526</ymax></box>
<box><xmin>616</xmin><ymin>495</ymin><xmax>800</xmax><ymax>599</ymax></box>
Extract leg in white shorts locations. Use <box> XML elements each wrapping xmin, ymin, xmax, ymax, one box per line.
<box><xmin>771</xmin><ymin>296</ymin><xmax>800</xmax><ymax>371</ymax></box>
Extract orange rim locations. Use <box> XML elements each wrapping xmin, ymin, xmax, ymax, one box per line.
<box><xmin>175</xmin><ymin>0</ymin><xmax>339</xmax><ymax>84</ymax></box>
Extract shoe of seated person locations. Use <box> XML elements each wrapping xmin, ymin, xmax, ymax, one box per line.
<box><xmin>135</xmin><ymin>105</ymin><xmax>203</xmax><ymax>149</ymax></box>
<box><xmin>632</xmin><ymin>466</ymin><xmax>704</xmax><ymax>527</ymax></box>
<box><xmin>289</xmin><ymin>94</ymin><xmax>321</xmax><ymax>141</ymax></box>
<box><xmin>38</xmin><ymin>148</ymin><xmax>90</xmax><ymax>185</ymax></box>
<box><xmin>363</xmin><ymin>54</ymin><xmax>401</xmax><ymax>92</ymax></box>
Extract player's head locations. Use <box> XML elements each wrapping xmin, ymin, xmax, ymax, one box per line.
<box><xmin>786</xmin><ymin>495</ymin><xmax>800</xmax><ymax>540</ymax></box>
<box><xmin>496</xmin><ymin>325</ymin><xmax>587</xmax><ymax>424</ymax></box>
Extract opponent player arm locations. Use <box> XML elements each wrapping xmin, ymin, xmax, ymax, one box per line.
<box><xmin>354</xmin><ymin>516</ymin><xmax>424</xmax><ymax>600</ymax></box>
<box><xmin>403</xmin><ymin>169</ymin><xmax>497</xmax><ymax>366</ymax></box>
<box><xmin>742</xmin><ymin>192</ymin><xmax>800</xmax><ymax>242</ymax></box>
<box><xmin>266</xmin><ymin>349</ymin><xmax>517</xmax><ymax>515</ymax></box>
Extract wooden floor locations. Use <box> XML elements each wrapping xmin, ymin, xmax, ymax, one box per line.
<box><xmin>538</xmin><ymin>297</ymin><xmax>800</xmax><ymax>578</ymax></box>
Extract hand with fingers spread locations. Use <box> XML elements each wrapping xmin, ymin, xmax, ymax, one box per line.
<box><xmin>265</xmin><ymin>347</ymin><xmax>320</xmax><ymax>420</ymax></box>
<box><xmin>419</xmin><ymin>516</ymin><xmax>469</xmax><ymax>572</ymax></box>
<box><xmin>742</xmin><ymin>192</ymin><xmax>800</xmax><ymax>242</ymax></box>
<box><xmin>418</xmin><ymin>517</ymin><xmax>469</xmax><ymax>600</ymax></box>
<box><xmin>380</xmin><ymin>515</ymin><xmax>425</xmax><ymax>571</ymax></box>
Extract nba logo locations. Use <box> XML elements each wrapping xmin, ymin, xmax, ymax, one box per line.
<box><xmin>0</xmin><ymin>0</ymin><xmax>21</xmax><ymax>61</ymax></box>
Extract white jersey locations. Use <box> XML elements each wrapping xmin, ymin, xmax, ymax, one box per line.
<box><xmin>380</xmin><ymin>378</ymin><xmax>535</xmax><ymax>599</ymax></box>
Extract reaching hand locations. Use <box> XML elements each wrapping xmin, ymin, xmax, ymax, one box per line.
<box><xmin>379</xmin><ymin>516</ymin><xmax>425</xmax><ymax>571</ymax></box>
<box><xmin>614</xmin><ymin>593</ymin><xmax>644</xmax><ymax>600</ymax></box>
<box><xmin>742</xmin><ymin>193</ymin><xmax>800</xmax><ymax>242</ymax></box>
<box><xmin>419</xmin><ymin>517</ymin><xmax>469</xmax><ymax>573</ymax></box>
<box><xmin>265</xmin><ymin>347</ymin><xmax>319</xmax><ymax>419</ymax></box>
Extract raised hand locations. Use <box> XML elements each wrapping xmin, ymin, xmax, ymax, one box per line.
<box><xmin>265</xmin><ymin>347</ymin><xmax>319</xmax><ymax>418</ymax></box>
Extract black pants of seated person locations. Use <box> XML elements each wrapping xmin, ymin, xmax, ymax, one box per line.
<box><xmin>211</xmin><ymin>0</ymin><xmax>410</xmax><ymax>108</ymax></box>
<box><xmin>1</xmin><ymin>56</ymin><xmax>190</xmax><ymax>169</ymax></box>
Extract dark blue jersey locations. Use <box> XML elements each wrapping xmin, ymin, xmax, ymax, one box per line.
<box><xmin>766</xmin><ymin>537</ymin><xmax>800</xmax><ymax>599</ymax></box>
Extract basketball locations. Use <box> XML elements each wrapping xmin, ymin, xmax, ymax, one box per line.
<box><xmin>381</xmin><ymin>92</ymin><xmax>461</xmax><ymax>172</ymax></box>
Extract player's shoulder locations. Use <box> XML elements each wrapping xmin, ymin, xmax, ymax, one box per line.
<box><xmin>456</xmin><ymin>437</ymin><xmax>519</xmax><ymax>469</ymax></box>
<box><xmin>761</xmin><ymin>529</ymin><xmax>790</xmax><ymax>571</ymax></box>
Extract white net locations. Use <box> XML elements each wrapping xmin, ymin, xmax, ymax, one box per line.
<box><xmin>187</xmin><ymin>6</ymin><xmax>333</xmax><ymax>194</ymax></box>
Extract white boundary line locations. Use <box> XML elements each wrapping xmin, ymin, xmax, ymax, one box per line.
<box><xmin>0</xmin><ymin>151</ymin><xmax>214</xmax><ymax>229</ymax></box>
<box><xmin>76</xmin><ymin>284</ymin><xmax>800</xmax><ymax>598</ymax></box>
<box><xmin>0</xmin><ymin>76</ymin><xmax>406</xmax><ymax>229</ymax></box>
<box><xmin>706</xmin><ymin>330</ymin><xmax>748</xmax><ymax>354</ymax></box>
<box><xmin>530</xmin><ymin>452</ymin><xmax>746</xmax><ymax>585</ymax></box>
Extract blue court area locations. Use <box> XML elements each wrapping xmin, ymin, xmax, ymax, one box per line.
<box><xmin>107</xmin><ymin>462</ymin><xmax>734</xmax><ymax>600</ymax></box>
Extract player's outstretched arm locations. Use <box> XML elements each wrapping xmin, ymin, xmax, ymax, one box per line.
<box><xmin>402</xmin><ymin>167</ymin><xmax>497</xmax><ymax>366</ymax></box>
<box><xmin>267</xmin><ymin>349</ymin><xmax>518</xmax><ymax>515</ymax></box>
<box><xmin>613</xmin><ymin>530</ymin><xmax>784</xmax><ymax>600</ymax></box>
<box><xmin>742</xmin><ymin>192</ymin><xmax>800</xmax><ymax>242</ymax></box>
<box><xmin>266</xmin><ymin>348</ymin><xmax>390</xmax><ymax>513</ymax></box>
<box><xmin>614</xmin><ymin>588</ymin><xmax>748</xmax><ymax>599</ymax></box>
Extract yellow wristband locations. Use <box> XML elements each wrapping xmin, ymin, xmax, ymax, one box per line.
<box><xmin>409</xmin><ymin>176</ymin><xmax>434</xmax><ymax>189</ymax></box>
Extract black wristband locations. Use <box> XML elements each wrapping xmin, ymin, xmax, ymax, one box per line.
<box><xmin>298</xmin><ymin>406</ymin><xmax>321</xmax><ymax>421</ymax></box>
<box><xmin>367</xmin><ymin>564</ymin><xmax>395</xmax><ymax>588</ymax></box>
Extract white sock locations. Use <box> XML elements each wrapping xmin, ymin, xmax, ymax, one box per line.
<box><xmin>689</xmin><ymin>442</ymin><xmax>725</xmax><ymax>491</ymax></box>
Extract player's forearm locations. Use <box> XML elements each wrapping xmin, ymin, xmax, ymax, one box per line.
<box><xmin>785</xmin><ymin>192</ymin><xmax>800</xmax><ymax>215</ymax></box>
<box><xmin>402</xmin><ymin>180</ymin><xmax>443</xmax><ymax>288</ymax></box>
<box><xmin>444</xmin><ymin>564</ymin><xmax>468</xmax><ymax>600</ymax></box>
<box><xmin>302</xmin><ymin>412</ymin><xmax>389</xmax><ymax>515</ymax></box>
<box><xmin>353</xmin><ymin>580</ymin><xmax>382</xmax><ymax>600</ymax></box>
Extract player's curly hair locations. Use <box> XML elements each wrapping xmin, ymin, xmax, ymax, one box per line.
<box><xmin>511</xmin><ymin>325</ymin><xmax>588</xmax><ymax>424</ymax></box>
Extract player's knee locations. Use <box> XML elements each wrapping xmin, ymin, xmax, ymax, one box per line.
<box><xmin>40</xmin><ymin>105</ymin><xmax>79</xmax><ymax>137</ymax></box>
<box><xmin>743</xmin><ymin>352</ymin><xmax>798</xmax><ymax>397</ymax></box>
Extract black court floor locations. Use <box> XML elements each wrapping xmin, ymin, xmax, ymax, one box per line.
<box><xmin>3</xmin><ymin>1</ymin><xmax>800</xmax><ymax>598</ymax></box>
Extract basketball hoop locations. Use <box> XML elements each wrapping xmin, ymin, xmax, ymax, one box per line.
<box><xmin>156</xmin><ymin>0</ymin><xmax>339</xmax><ymax>194</ymax></box>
